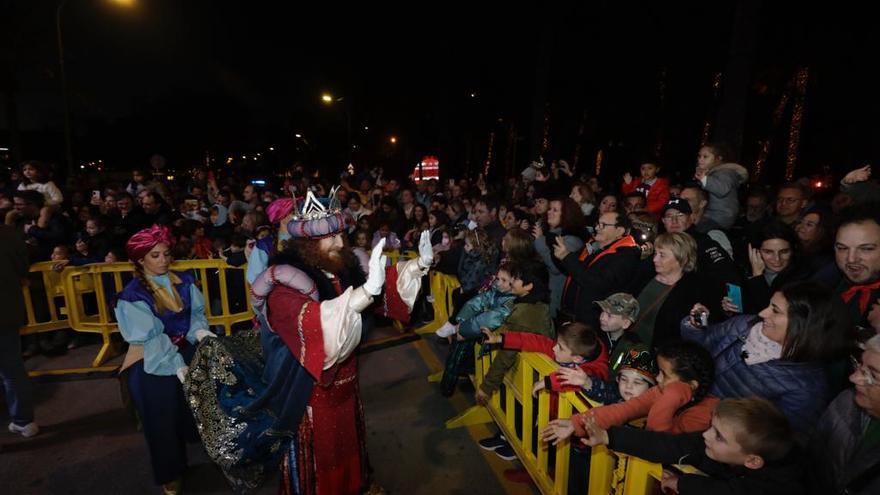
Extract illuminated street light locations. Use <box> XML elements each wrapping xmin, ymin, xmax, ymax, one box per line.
<box><xmin>390</xmin><ymin>136</ymin><xmax>397</xmax><ymax>144</ymax></box>
<box><xmin>295</xmin><ymin>133</ymin><xmax>302</xmax><ymax>138</ymax></box>
<box><xmin>321</xmin><ymin>93</ymin><xmax>334</xmax><ymax>103</ymax></box>
<box><xmin>57</xmin><ymin>0</ymin><xmax>136</xmax><ymax>181</ymax></box>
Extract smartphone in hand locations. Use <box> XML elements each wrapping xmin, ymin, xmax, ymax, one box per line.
<box><xmin>726</xmin><ymin>283</ymin><xmax>743</xmax><ymax>312</ymax></box>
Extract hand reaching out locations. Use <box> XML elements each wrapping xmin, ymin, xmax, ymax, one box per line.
<box><xmin>843</xmin><ymin>165</ymin><xmax>871</xmax><ymax>185</ymax></box>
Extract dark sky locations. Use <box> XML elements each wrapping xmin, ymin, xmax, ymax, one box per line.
<box><xmin>2</xmin><ymin>1</ymin><xmax>878</xmax><ymax>183</ymax></box>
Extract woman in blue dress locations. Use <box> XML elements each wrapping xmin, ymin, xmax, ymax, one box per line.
<box><xmin>115</xmin><ymin>225</ymin><xmax>215</xmax><ymax>495</ymax></box>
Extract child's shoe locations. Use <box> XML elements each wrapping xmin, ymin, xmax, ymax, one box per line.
<box><xmin>435</xmin><ymin>321</ymin><xmax>457</xmax><ymax>338</ymax></box>
<box><xmin>477</xmin><ymin>432</ymin><xmax>507</xmax><ymax>451</ymax></box>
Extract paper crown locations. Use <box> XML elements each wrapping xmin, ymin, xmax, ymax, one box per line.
<box><xmin>286</xmin><ymin>186</ymin><xmax>351</xmax><ymax>239</ymax></box>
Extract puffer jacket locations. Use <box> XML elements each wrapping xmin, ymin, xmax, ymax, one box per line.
<box><xmin>700</xmin><ymin>162</ymin><xmax>748</xmax><ymax>230</ymax></box>
<box><xmin>454</xmin><ymin>287</ymin><xmax>516</xmax><ymax>338</ymax></box>
<box><xmin>681</xmin><ymin>314</ymin><xmax>830</xmax><ymax>434</ymax></box>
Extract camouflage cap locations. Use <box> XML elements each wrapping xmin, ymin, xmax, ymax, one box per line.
<box><xmin>594</xmin><ymin>292</ymin><xmax>639</xmax><ymax>321</ymax></box>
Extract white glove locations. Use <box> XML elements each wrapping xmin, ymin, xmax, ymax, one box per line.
<box><xmin>363</xmin><ymin>239</ymin><xmax>387</xmax><ymax>296</ymax></box>
<box><xmin>417</xmin><ymin>230</ymin><xmax>433</xmax><ymax>269</ymax></box>
<box><xmin>176</xmin><ymin>366</ymin><xmax>189</xmax><ymax>384</ymax></box>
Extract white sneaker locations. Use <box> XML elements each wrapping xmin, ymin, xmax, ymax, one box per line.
<box><xmin>435</xmin><ymin>321</ymin><xmax>457</xmax><ymax>338</ymax></box>
<box><xmin>8</xmin><ymin>422</ymin><xmax>39</xmax><ymax>438</ymax></box>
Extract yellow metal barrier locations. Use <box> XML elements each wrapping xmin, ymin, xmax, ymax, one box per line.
<box><xmin>413</xmin><ymin>271</ymin><xmax>461</xmax><ymax>335</ymax></box>
<box><xmin>20</xmin><ymin>261</ymin><xmax>78</xmax><ymax>336</ymax></box>
<box><xmin>19</xmin><ymin>260</ymin><xmax>254</xmax><ymax>376</ymax></box>
<box><xmin>443</xmin><ymin>346</ymin><xmax>698</xmax><ymax>494</ymax></box>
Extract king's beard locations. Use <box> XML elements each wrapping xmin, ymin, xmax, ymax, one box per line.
<box><xmin>292</xmin><ymin>238</ymin><xmax>354</xmax><ymax>274</ymax></box>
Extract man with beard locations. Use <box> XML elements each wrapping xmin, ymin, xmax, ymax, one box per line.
<box><xmin>834</xmin><ymin>205</ymin><xmax>880</xmax><ymax>334</ymax></box>
<box><xmin>186</xmin><ymin>188</ymin><xmax>432</xmax><ymax>494</ymax></box>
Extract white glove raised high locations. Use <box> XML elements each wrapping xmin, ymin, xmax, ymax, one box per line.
<box><xmin>194</xmin><ymin>329</ymin><xmax>216</xmax><ymax>342</ymax></box>
<box><xmin>417</xmin><ymin>230</ymin><xmax>433</xmax><ymax>269</ymax></box>
<box><xmin>363</xmin><ymin>238</ymin><xmax>387</xmax><ymax>296</ymax></box>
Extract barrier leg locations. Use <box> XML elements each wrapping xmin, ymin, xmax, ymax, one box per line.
<box><xmin>445</xmin><ymin>405</ymin><xmax>492</xmax><ymax>429</ymax></box>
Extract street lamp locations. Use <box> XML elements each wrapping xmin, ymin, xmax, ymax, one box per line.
<box><xmin>320</xmin><ymin>92</ymin><xmax>352</xmax><ymax>165</ymax></box>
<box><xmin>390</xmin><ymin>136</ymin><xmax>397</xmax><ymax>144</ymax></box>
<box><xmin>56</xmin><ymin>0</ymin><xmax>135</xmax><ymax>182</ymax></box>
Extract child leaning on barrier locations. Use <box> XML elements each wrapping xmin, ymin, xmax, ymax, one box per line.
<box><xmin>550</xmin><ymin>397</ymin><xmax>805</xmax><ymax>495</ymax></box>
<box><xmin>480</xmin><ymin>321</ymin><xmax>609</xmax><ymax>398</ymax></box>
<box><xmin>543</xmin><ymin>340</ymin><xmax>718</xmax><ymax>440</ymax></box>
<box><xmin>437</xmin><ymin>262</ymin><xmax>516</xmax><ymax>396</ymax></box>
<box><xmin>435</xmin><ymin>263</ymin><xmax>516</xmax><ymax>340</ymax></box>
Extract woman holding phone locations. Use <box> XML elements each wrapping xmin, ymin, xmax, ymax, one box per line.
<box><xmin>724</xmin><ymin>221</ymin><xmax>807</xmax><ymax>315</ymax></box>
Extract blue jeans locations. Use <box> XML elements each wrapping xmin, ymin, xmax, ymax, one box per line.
<box><xmin>0</xmin><ymin>329</ymin><xmax>34</xmax><ymax>425</ymax></box>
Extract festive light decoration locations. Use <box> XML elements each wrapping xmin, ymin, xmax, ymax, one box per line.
<box><xmin>701</xmin><ymin>72</ymin><xmax>723</xmax><ymax>146</ymax></box>
<box><xmin>573</xmin><ymin>109</ymin><xmax>587</xmax><ymax>169</ymax></box>
<box><xmin>541</xmin><ymin>103</ymin><xmax>550</xmax><ymax>154</ymax></box>
<box><xmin>785</xmin><ymin>67</ymin><xmax>809</xmax><ymax>181</ymax></box>
<box><xmin>595</xmin><ymin>149</ymin><xmax>604</xmax><ymax>176</ymax></box>
<box><xmin>484</xmin><ymin>132</ymin><xmax>495</xmax><ymax>177</ymax></box>
<box><xmin>752</xmin><ymin>87</ymin><xmax>791</xmax><ymax>182</ymax></box>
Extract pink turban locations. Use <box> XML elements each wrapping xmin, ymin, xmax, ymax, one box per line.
<box><xmin>126</xmin><ymin>224</ymin><xmax>176</xmax><ymax>261</ymax></box>
<box><xmin>267</xmin><ymin>198</ymin><xmax>296</xmax><ymax>224</ymax></box>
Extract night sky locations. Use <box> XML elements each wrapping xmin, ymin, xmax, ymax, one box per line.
<box><xmin>2</xmin><ymin>1</ymin><xmax>878</xmax><ymax>184</ymax></box>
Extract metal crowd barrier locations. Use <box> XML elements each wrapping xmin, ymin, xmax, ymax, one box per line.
<box><xmin>443</xmin><ymin>346</ymin><xmax>699</xmax><ymax>494</ymax></box>
<box><xmin>19</xmin><ymin>260</ymin><xmax>254</xmax><ymax>376</ymax></box>
<box><xmin>412</xmin><ymin>271</ymin><xmax>461</xmax><ymax>335</ymax></box>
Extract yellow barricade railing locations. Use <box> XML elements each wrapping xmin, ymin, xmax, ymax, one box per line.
<box><xmin>413</xmin><ymin>271</ymin><xmax>461</xmax><ymax>335</ymax></box>
<box><xmin>19</xmin><ymin>260</ymin><xmax>254</xmax><ymax>376</ymax></box>
<box><xmin>443</xmin><ymin>346</ymin><xmax>698</xmax><ymax>494</ymax></box>
<box><xmin>20</xmin><ymin>261</ymin><xmax>83</xmax><ymax>336</ymax></box>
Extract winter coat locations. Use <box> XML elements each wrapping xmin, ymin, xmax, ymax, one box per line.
<box><xmin>480</xmin><ymin>294</ymin><xmax>554</xmax><ymax>395</ymax></box>
<box><xmin>808</xmin><ymin>388</ymin><xmax>880</xmax><ymax>495</ymax></box>
<box><xmin>681</xmin><ymin>314</ymin><xmax>830</xmax><ymax>434</ymax></box>
<box><xmin>699</xmin><ymin>162</ymin><xmax>749</xmax><ymax>230</ymax></box>
<box><xmin>559</xmin><ymin>235</ymin><xmax>641</xmax><ymax>328</ymax></box>
<box><xmin>534</xmin><ymin>228</ymin><xmax>585</xmax><ymax>318</ymax></box>
<box><xmin>454</xmin><ymin>287</ymin><xmax>516</xmax><ymax>338</ymax></box>
<box><xmin>622</xmin><ymin>177</ymin><xmax>671</xmax><ymax>217</ymax></box>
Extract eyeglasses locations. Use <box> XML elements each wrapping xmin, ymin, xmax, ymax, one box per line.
<box><xmin>595</xmin><ymin>222</ymin><xmax>618</xmax><ymax>230</ymax></box>
<box><xmin>662</xmin><ymin>213</ymin><xmax>686</xmax><ymax>221</ymax></box>
<box><xmin>850</xmin><ymin>355</ymin><xmax>880</xmax><ymax>387</ymax></box>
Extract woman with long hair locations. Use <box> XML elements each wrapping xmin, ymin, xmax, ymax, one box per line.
<box><xmin>114</xmin><ymin>225</ymin><xmax>215</xmax><ymax>494</ymax></box>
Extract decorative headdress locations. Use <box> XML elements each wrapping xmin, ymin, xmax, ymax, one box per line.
<box><xmin>286</xmin><ymin>186</ymin><xmax>351</xmax><ymax>239</ymax></box>
<box><xmin>126</xmin><ymin>224</ymin><xmax>176</xmax><ymax>261</ymax></box>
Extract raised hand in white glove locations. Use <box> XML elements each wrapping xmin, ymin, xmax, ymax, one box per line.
<box><xmin>417</xmin><ymin>230</ymin><xmax>433</xmax><ymax>269</ymax></box>
<box><xmin>176</xmin><ymin>366</ymin><xmax>189</xmax><ymax>384</ymax></box>
<box><xmin>363</xmin><ymin>238</ymin><xmax>387</xmax><ymax>296</ymax></box>
<box><xmin>194</xmin><ymin>329</ymin><xmax>216</xmax><ymax>342</ymax></box>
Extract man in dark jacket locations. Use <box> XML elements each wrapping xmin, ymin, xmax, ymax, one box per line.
<box><xmin>809</xmin><ymin>335</ymin><xmax>880</xmax><ymax>495</ymax></box>
<box><xmin>12</xmin><ymin>190</ymin><xmax>68</xmax><ymax>261</ymax></box>
<box><xmin>557</xmin><ymin>209</ymin><xmax>641</xmax><ymax>328</ymax></box>
<box><xmin>661</xmin><ymin>198</ymin><xmax>744</xmax><ymax>319</ymax></box>
<box><xmin>0</xmin><ymin>225</ymin><xmax>38</xmax><ymax>437</ymax></box>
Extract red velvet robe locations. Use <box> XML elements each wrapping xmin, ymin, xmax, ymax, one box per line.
<box><xmin>267</xmin><ymin>264</ymin><xmax>414</xmax><ymax>495</ymax></box>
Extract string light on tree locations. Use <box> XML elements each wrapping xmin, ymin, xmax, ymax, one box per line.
<box><xmin>785</xmin><ymin>67</ymin><xmax>809</xmax><ymax>181</ymax></box>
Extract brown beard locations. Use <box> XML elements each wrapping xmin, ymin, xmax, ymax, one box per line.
<box><xmin>290</xmin><ymin>238</ymin><xmax>355</xmax><ymax>273</ymax></box>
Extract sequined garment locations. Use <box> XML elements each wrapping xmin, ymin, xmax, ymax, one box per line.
<box><xmin>185</xmin><ymin>328</ymin><xmax>314</xmax><ymax>492</ymax></box>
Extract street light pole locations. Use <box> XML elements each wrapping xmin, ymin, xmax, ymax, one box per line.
<box><xmin>56</xmin><ymin>0</ymin><xmax>74</xmax><ymax>182</ymax></box>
